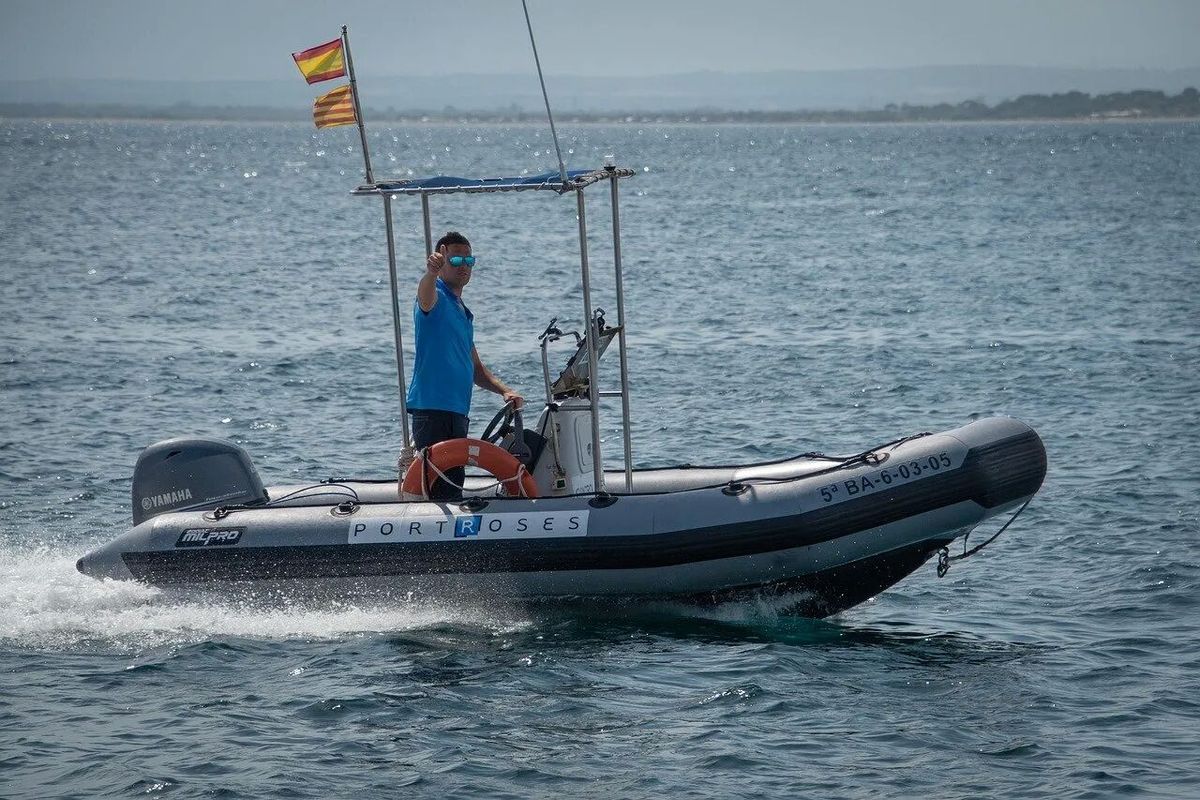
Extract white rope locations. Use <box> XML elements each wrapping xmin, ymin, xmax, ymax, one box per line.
<box><xmin>512</xmin><ymin>464</ymin><xmax>532</xmax><ymax>498</ymax></box>
<box><xmin>396</xmin><ymin>445</ymin><xmax>416</xmax><ymax>478</ymax></box>
<box><xmin>420</xmin><ymin>455</ymin><xmax>529</xmax><ymax>498</ymax></box>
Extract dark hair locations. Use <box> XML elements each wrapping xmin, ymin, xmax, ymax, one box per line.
<box><xmin>436</xmin><ymin>231</ymin><xmax>471</xmax><ymax>250</ymax></box>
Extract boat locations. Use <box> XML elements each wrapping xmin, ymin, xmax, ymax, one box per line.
<box><xmin>75</xmin><ymin>25</ymin><xmax>1047</xmax><ymax>617</ymax></box>
<box><xmin>77</xmin><ymin>421</ymin><xmax>1043</xmax><ymax>617</ymax></box>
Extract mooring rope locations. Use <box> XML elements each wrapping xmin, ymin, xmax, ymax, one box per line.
<box><xmin>937</xmin><ymin>497</ymin><xmax>1033</xmax><ymax>577</ymax></box>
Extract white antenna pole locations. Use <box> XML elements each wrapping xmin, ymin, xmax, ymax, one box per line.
<box><xmin>521</xmin><ymin>0</ymin><xmax>568</xmax><ymax>184</ymax></box>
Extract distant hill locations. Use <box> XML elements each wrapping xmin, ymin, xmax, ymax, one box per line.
<box><xmin>3</xmin><ymin>65</ymin><xmax>1200</xmax><ymax>113</ymax></box>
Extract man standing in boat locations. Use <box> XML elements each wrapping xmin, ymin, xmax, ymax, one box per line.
<box><xmin>409</xmin><ymin>231</ymin><xmax>524</xmax><ymax>500</ymax></box>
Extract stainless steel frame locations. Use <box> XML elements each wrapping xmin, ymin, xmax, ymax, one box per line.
<box><xmin>575</xmin><ymin>189</ymin><xmax>605</xmax><ymax>491</ymax></box>
<box><xmin>610</xmin><ymin>171</ymin><xmax>633</xmax><ymax>491</ymax></box>
<box><xmin>382</xmin><ymin>195</ymin><xmax>410</xmax><ymax>451</ymax></box>
<box><xmin>359</xmin><ymin>167</ymin><xmax>636</xmax><ymax>495</ymax></box>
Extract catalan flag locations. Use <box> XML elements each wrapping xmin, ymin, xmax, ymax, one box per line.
<box><xmin>292</xmin><ymin>38</ymin><xmax>346</xmax><ymax>84</ymax></box>
<box><xmin>312</xmin><ymin>85</ymin><xmax>357</xmax><ymax>129</ymax></box>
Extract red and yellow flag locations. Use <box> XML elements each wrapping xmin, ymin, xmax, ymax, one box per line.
<box><xmin>291</xmin><ymin>38</ymin><xmax>346</xmax><ymax>84</ymax></box>
<box><xmin>312</xmin><ymin>85</ymin><xmax>357</xmax><ymax>129</ymax></box>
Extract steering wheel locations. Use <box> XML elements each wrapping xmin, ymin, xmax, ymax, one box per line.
<box><xmin>481</xmin><ymin>399</ymin><xmax>519</xmax><ymax>444</ymax></box>
<box><xmin>480</xmin><ymin>399</ymin><xmax>533</xmax><ymax>466</ymax></box>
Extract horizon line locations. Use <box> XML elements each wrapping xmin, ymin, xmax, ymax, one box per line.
<box><xmin>6</xmin><ymin>63</ymin><xmax>1200</xmax><ymax>84</ymax></box>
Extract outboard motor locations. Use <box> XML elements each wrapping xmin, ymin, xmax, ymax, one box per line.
<box><xmin>131</xmin><ymin>437</ymin><xmax>267</xmax><ymax>525</ymax></box>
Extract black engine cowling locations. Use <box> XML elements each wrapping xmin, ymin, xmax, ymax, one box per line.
<box><xmin>131</xmin><ymin>437</ymin><xmax>267</xmax><ymax>525</ymax></box>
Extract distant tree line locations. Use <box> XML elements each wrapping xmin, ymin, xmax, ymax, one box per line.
<box><xmin>878</xmin><ymin>88</ymin><xmax>1200</xmax><ymax>122</ymax></box>
<box><xmin>2</xmin><ymin>88</ymin><xmax>1198</xmax><ymax>124</ymax></box>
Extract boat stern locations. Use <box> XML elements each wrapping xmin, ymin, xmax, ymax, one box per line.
<box><xmin>76</xmin><ymin>536</ymin><xmax>137</xmax><ymax>582</ymax></box>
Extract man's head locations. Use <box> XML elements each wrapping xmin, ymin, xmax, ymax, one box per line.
<box><xmin>436</xmin><ymin>231</ymin><xmax>473</xmax><ymax>290</ymax></box>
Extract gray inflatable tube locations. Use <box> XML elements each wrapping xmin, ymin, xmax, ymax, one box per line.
<box><xmin>77</xmin><ymin>416</ymin><xmax>1045</xmax><ymax>616</ymax></box>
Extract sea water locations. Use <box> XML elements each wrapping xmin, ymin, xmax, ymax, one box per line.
<box><xmin>1</xmin><ymin>119</ymin><xmax>1197</xmax><ymax>798</ymax></box>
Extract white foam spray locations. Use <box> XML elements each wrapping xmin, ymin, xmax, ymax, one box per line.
<box><xmin>0</xmin><ymin>547</ymin><xmax>531</xmax><ymax>653</ymax></box>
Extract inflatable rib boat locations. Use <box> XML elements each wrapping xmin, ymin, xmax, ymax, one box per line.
<box><xmin>77</xmin><ymin>411</ymin><xmax>1044</xmax><ymax>616</ymax></box>
<box><xmin>76</xmin><ymin>166</ymin><xmax>1046</xmax><ymax>616</ymax></box>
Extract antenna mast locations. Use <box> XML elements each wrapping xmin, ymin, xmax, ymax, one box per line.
<box><xmin>521</xmin><ymin>0</ymin><xmax>568</xmax><ymax>184</ymax></box>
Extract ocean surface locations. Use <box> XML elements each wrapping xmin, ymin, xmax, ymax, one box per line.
<box><xmin>1</xmin><ymin>118</ymin><xmax>1197</xmax><ymax>798</ymax></box>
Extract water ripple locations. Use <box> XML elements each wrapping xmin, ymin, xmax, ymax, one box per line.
<box><xmin>2</xmin><ymin>118</ymin><xmax>1198</xmax><ymax>800</ymax></box>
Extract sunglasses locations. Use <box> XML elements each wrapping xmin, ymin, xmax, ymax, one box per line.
<box><xmin>447</xmin><ymin>255</ymin><xmax>476</xmax><ymax>267</ymax></box>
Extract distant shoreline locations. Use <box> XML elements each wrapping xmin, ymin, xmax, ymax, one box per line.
<box><xmin>2</xmin><ymin>113</ymin><xmax>1197</xmax><ymax>127</ymax></box>
<box><xmin>3</xmin><ymin>88</ymin><xmax>1197</xmax><ymax>126</ymax></box>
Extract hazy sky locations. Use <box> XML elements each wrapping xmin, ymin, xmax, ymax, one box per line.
<box><xmin>4</xmin><ymin>0</ymin><xmax>1198</xmax><ymax>81</ymax></box>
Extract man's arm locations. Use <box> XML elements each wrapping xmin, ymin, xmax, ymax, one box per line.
<box><xmin>417</xmin><ymin>251</ymin><xmax>443</xmax><ymax>312</ymax></box>
<box><xmin>472</xmin><ymin>347</ymin><xmax>524</xmax><ymax>409</ymax></box>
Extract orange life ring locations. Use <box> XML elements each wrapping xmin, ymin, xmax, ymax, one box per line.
<box><xmin>401</xmin><ymin>437</ymin><xmax>539</xmax><ymax>499</ymax></box>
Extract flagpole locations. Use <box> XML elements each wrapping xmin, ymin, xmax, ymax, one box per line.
<box><xmin>341</xmin><ymin>24</ymin><xmax>413</xmax><ymax>465</ymax></box>
<box><xmin>340</xmin><ymin>24</ymin><xmax>374</xmax><ymax>183</ymax></box>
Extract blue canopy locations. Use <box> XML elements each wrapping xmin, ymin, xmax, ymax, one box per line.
<box><xmin>353</xmin><ymin>166</ymin><xmax>634</xmax><ymax>197</ymax></box>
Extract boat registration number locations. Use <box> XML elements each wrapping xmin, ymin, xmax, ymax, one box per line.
<box><xmin>814</xmin><ymin>448</ymin><xmax>964</xmax><ymax>507</ymax></box>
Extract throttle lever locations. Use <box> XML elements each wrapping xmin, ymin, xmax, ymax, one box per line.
<box><xmin>539</xmin><ymin>316</ymin><xmax>562</xmax><ymax>342</ymax></box>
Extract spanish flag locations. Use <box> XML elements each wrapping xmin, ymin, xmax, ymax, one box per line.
<box><xmin>312</xmin><ymin>85</ymin><xmax>357</xmax><ymax>129</ymax></box>
<box><xmin>292</xmin><ymin>38</ymin><xmax>346</xmax><ymax>84</ymax></box>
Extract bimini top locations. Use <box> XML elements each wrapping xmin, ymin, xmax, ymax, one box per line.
<box><xmin>352</xmin><ymin>165</ymin><xmax>635</xmax><ymax>197</ymax></box>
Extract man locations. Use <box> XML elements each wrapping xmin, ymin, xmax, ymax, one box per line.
<box><xmin>408</xmin><ymin>231</ymin><xmax>524</xmax><ymax>500</ymax></box>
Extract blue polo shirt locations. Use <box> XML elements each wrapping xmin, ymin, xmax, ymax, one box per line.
<box><xmin>407</xmin><ymin>278</ymin><xmax>475</xmax><ymax>415</ymax></box>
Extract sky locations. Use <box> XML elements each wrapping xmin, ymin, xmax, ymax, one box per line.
<box><xmin>3</xmin><ymin>0</ymin><xmax>1198</xmax><ymax>81</ymax></box>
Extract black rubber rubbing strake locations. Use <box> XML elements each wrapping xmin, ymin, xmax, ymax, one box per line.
<box><xmin>962</xmin><ymin>428</ymin><xmax>1046</xmax><ymax>508</ymax></box>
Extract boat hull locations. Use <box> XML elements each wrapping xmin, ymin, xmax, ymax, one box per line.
<box><xmin>77</xmin><ymin>417</ymin><xmax>1045</xmax><ymax>616</ymax></box>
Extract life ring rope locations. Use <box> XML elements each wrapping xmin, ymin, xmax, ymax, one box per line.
<box><xmin>422</xmin><ymin>453</ymin><xmax>534</xmax><ymax>498</ymax></box>
<box><xmin>401</xmin><ymin>438</ymin><xmax>539</xmax><ymax>500</ymax></box>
